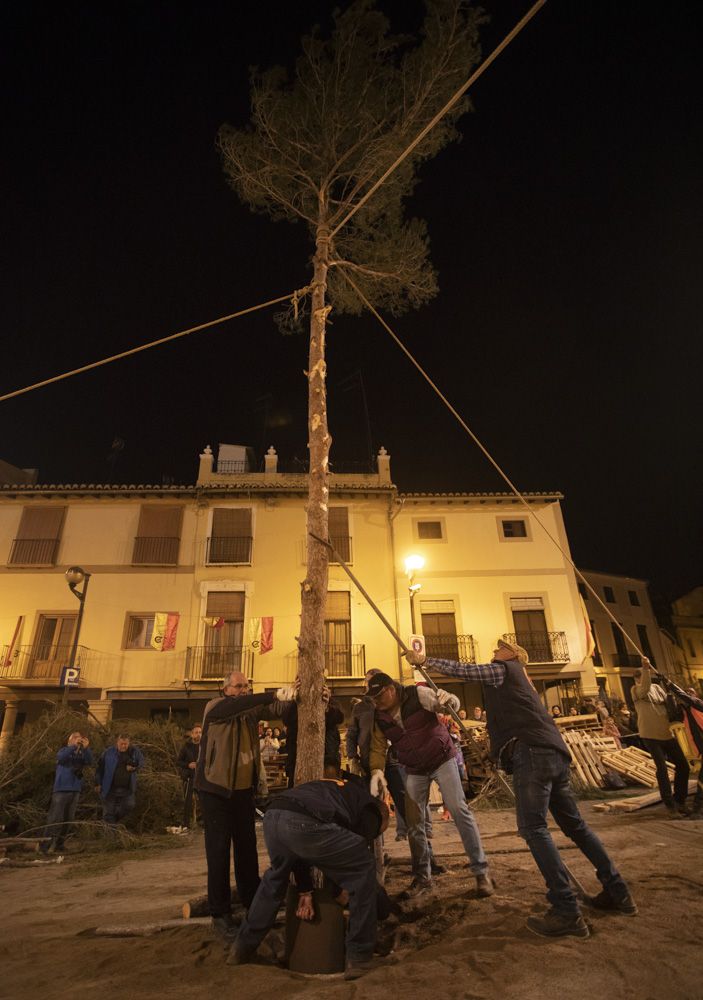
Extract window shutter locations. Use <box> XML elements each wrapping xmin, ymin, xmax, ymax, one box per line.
<box><xmin>137</xmin><ymin>505</ymin><xmax>183</xmax><ymax>538</ymax></box>
<box><xmin>211</xmin><ymin>508</ymin><xmax>252</xmax><ymax>537</ymax></box>
<box><xmin>328</xmin><ymin>508</ymin><xmax>349</xmax><ymax>536</ymax></box>
<box><xmin>420</xmin><ymin>600</ymin><xmax>455</xmax><ymax>615</ymax></box>
<box><xmin>325</xmin><ymin>591</ymin><xmax>350</xmax><ymax>620</ymax></box>
<box><xmin>206</xmin><ymin>591</ymin><xmax>245</xmax><ymax>619</ymax></box>
<box><xmin>16</xmin><ymin>506</ymin><xmax>66</xmax><ymax>538</ymax></box>
<box><xmin>417</xmin><ymin>520</ymin><xmax>442</xmax><ymax>539</ymax></box>
<box><xmin>510</xmin><ymin>597</ymin><xmax>544</xmax><ymax>611</ymax></box>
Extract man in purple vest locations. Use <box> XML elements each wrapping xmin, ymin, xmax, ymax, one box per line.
<box><xmin>367</xmin><ymin>671</ymin><xmax>493</xmax><ymax>899</ymax></box>
<box><xmin>406</xmin><ymin>639</ymin><xmax>637</xmax><ymax>938</ymax></box>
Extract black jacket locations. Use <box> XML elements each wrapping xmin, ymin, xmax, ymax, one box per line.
<box><xmin>268</xmin><ymin>777</ymin><xmax>384</xmax><ymax>839</ymax></box>
<box><xmin>282</xmin><ymin>700</ymin><xmax>344</xmax><ymax>777</ymax></box>
<box><xmin>176</xmin><ymin>740</ymin><xmax>200</xmax><ymax>781</ymax></box>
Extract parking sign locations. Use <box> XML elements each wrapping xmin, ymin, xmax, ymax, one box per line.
<box><xmin>60</xmin><ymin>666</ymin><xmax>81</xmax><ymax>687</ymax></box>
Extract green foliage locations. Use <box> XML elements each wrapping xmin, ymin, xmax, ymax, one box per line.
<box><xmin>0</xmin><ymin>708</ymin><xmax>186</xmax><ymax>839</ymax></box>
<box><xmin>218</xmin><ymin>0</ymin><xmax>485</xmax><ymax>316</ymax></box>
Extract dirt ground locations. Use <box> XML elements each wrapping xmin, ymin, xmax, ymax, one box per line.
<box><xmin>2</xmin><ymin>802</ymin><xmax>701</xmax><ymax>1000</ymax></box>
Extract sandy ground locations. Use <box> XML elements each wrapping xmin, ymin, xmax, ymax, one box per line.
<box><xmin>1</xmin><ymin>802</ymin><xmax>701</xmax><ymax>1000</ymax></box>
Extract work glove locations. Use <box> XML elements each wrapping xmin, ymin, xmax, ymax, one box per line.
<box><xmin>347</xmin><ymin>758</ymin><xmax>363</xmax><ymax>777</ymax></box>
<box><xmin>436</xmin><ymin>688</ymin><xmax>454</xmax><ymax>706</ymax></box>
<box><xmin>276</xmin><ymin>685</ymin><xmax>297</xmax><ymax>702</ymax></box>
<box><xmin>370</xmin><ymin>769</ymin><xmax>388</xmax><ymax>798</ymax></box>
<box><xmin>405</xmin><ymin>649</ymin><xmax>426</xmax><ymax>667</ymax></box>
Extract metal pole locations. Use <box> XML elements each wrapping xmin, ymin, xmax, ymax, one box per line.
<box><xmin>409</xmin><ymin>583</ymin><xmax>417</xmax><ymax>634</ymax></box>
<box><xmin>64</xmin><ymin>572</ymin><xmax>90</xmax><ymax>704</ymax></box>
<box><xmin>308</xmin><ymin>532</ymin><xmax>588</xmax><ymax>898</ymax></box>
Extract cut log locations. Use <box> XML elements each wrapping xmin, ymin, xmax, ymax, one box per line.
<box><xmin>93</xmin><ymin>918</ymin><xmax>211</xmax><ymax>937</ymax></box>
<box><xmin>182</xmin><ymin>889</ymin><xmax>239</xmax><ymax>919</ymax></box>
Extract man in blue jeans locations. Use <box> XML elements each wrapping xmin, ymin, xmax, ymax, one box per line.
<box><xmin>95</xmin><ymin>734</ymin><xmax>144</xmax><ymax>825</ymax></box>
<box><xmin>406</xmin><ymin>639</ymin><xmax>637</xmax><ymax>938</ymax></box>
<box><xmin>41</xmin><ymin>730</ymin><xmax>93</xmax><ymax>853</ymax></box>
<box><xmin>228</xmin><ymin>774</ymin><xmax>389</xmax><ymax>980</ymax></box>
<box><xmin>367</xmin><ymin>671</ymin><xmax>493</xmax><ymax>899</ymax></box>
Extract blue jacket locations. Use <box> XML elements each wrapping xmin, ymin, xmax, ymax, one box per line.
<box><xmin>95</xmin><ymin>745</ymin><xmax>145</xmax><ymax>799</ymax></box>
<box><xmin>53</xmin><ymin>744</ymin><xmax>94</xmax><ymax>793</ymax></box>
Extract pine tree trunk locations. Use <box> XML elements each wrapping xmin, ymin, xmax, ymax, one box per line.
<box><xmin>295</xmin><ymin>216</ymin><xmax>331</xmax><ymax>785</ymax></box>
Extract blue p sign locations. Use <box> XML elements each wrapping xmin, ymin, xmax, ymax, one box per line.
<box><xmin>60</xmin><ymin>666</ymin><xmax>81</xmax><ymax>687</ymax></box>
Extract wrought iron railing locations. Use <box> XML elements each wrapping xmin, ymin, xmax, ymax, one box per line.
<box><xmin>132</xmin><ymin>536</ymin><xmax>180</xmax><ymax>565</ymax></box>
<box><xmin>328</xmin><ymin>536</ymin><xmax>352</xmax><ymax>563</ymax></box>
<box><xmin>502</xmin><ymin>631</ymin><xmax>570</xmax><ymax>663</ymax></box>
<box><xmin>216</xmin><ymin>460</ymin><xmax>249</xmax><ymax>474</ymax></box>
<box><xmin>185</xmin><ymin>645</ymin><xmax>254</xmax><ymax>680</ymax></box>
<box><xmin>607</xmin><ymin>652</ymin><xmax>645</xmax><ymax>669</ymax></box>
<box><xmin>206</xmin><ymin>535</ymin><xmax>253</xmax><ymax>564</ymax></box>
<box><xmin>0</xmin><ymin>644</ymin><xmax>88</xmax><ymax>680</ymax></box>
<box><xmin>8</xmin><ymin>538</ymin><xmax>60</xmax><ymax>566</ymax></box>
<box><xmin>425</xmin><ymin>634</ymin><xmax>478</xmax><ymax>664</ymax></box>
<box><xmin>324</xmin><ymin>644</ymin><xmax>366</xmax><ymax>678</ymax></box>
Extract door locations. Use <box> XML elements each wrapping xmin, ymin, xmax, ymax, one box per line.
<box><xmin>31</xmin><ymin>615</ymin><xmax>77</xmax><ymax>678</ymax></box>
<box><xmin>422</xmin><ymin>608</ymin><xmax>459</xmax><ymax>660</ymax></box>
<box><xmin>512</xmin><ymin>609</ymin><xmax>551</xmax><ymax>662</ymax></box>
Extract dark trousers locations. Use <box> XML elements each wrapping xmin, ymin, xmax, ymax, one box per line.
<box><xmin>43</xmin><ymin>791</ymin><xmax>79</xmax><ymax>849</ymax></box>
<box><xmin>512</xmin><ymin>742</ymin><xmax>627</xmax><ymax>914</ymax></box>
<box><xmin>182</xmin><ymin>779</ymin><xmax>200</xmax><ymax>828</ymax></box>
<box><xmin>643</xmin><ymin>738</ymin><xmax>690</xmax><ymax>808</ymax></box>
<box><xmin>200</xmin><ymin>788</ymin><xmax>261</xmax><ymax>914</ymax></box>
<box><xmin>103</xmin><ymin>788</ymin><xmax>136</xmax><ymax>825</ymax></box>
<box><xmin>237</xmin><ymin>809</ymin><xmax>377</xmax><ymax>964</ymax></box>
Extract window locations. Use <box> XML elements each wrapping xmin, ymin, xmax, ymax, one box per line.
<box><xmin>510</xmin><ymin>597</ymin><xmax>551</xmax><ymax>662</ymax></box>
<box><xmin>421</xmin><ymin>600</ymin><xmax>458</xmax><ymax>659</ymax></box>
<box><xmin>9</xmin><ymin>507</ymin><xmax>66</xmax><ymax>566</ymax></box>
<box><xmin>603</xmin><ymin>586</ymin><xmax>615</xmax><ymax>603</ymax></box>
<box><xmin>611</xmin><ymin>622</ymin><xmax>628</xmax><ymax>657</ymax></box>
<box><xmin>30</xmin><ymin>614</ymin><xmax>77</xmax><ymax>677</ymax></box>
<box><xmin>628</xmin><ymin>590</ymin><xmax>640</xmax><ymax>607</ymax></box>
<box><xmin>124</xmin><ymin>614</ymin><xmax>155</xmax><ymax>649</ymax></box>
<box><xmin>325</xmin><ymin>591</ymin><xmax>351</xmax><ymax>675</ymax></box>
<box><xmin>329</xmin><ymin>508</ymin><xmax>351</xmax><ymax>562</ymax></box>
<box><xmin>636</xmin><ymin>624</ymin><xmax>654</xmax><ymax>664</ymax></box>
<box><xmin>589</xmin><ymin>620</ymin><xmax>602</xmax><ymax>665</ymax></box>
<box><xmin>417</xmin><ymin>520</ymin><xmax>443</xmax><ymax>540</ymax></box>
<box><xmin>502</xmin><ymin>519</ymin><xmax>527</xmax><ymax>539</ymax></box>
<box><xmin>200</xmin><ymin>591</ymin><xmax>245</xmax><ymax>677</ymax></box>
<box><xmin>687</xmin><ymin>638</ymin><xmax>697</xmax><ymax>658</ymax></box>
<box><xmin>577</xmin><ymin>582</ymin><xmax>588</xmax><ymax>600</ymax></box>
<box><xmin>133</xmin><ymin>506</ymin><xmax>183</xmax><ymax>565</ymax></box>
<box><xmin>207</xmin><ymin>508</ymin><xmax>252</xmax><ymax>564</ymax></box>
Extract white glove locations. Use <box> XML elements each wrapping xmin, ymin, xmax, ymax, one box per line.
<box><xmin>405</xmin><ymin>650</ymin><xmax>426</xmax><ymax>666</ymax></box>
<box><xmin>436</xmin><ymin>688</ymin><xmax>454</xmax><ymax>706</ymax></box>
<box><xmin>276</xmin><ymin>685</ymin><xmax>296</xmax><ymax>702</ymax></box>
<box><xmin>370</xmin><ymin>769</ymin><xmax>388</xmax><ymax>798</ymax></box>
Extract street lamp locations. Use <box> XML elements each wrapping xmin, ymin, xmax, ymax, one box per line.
<box><xmin>64</xmin><ymin>566</ymin><xmax>91</xmax><ymax>701</ymax></box>
<box><xmin>404</xmin><ymin>555</ymin><xmax>425</xmax><ymax>634</ymax></box>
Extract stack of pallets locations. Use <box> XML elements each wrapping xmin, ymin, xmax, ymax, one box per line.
<box><xmin>600</xmin><ymin>745</ymin><xmax>675</xmax><ymax>787</ymax></box>
<box><xmin>562</xmin><ymin>730</ymin><xmax>618</xmax><ymax>788</ymax></box>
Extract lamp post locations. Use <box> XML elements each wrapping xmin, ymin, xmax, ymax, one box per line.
<box><xmin>64</xmin><ymin>566</ymin><xmax>91</xmax><ymax>703</ymax></box>
<box><xmin>404</xmin><ymin>554</ymin><xmax>425</xmax><ymax>634</ymax></box>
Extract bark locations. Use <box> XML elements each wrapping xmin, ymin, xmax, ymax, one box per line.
<box><xmin>295</xmin><ymin>206</ymin><xmax>331</xmax><ymax>785</ymax></box>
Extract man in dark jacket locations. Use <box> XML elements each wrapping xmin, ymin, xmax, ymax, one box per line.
<box><xmin>41</xmin><ymin>731</ymin><xmax>94</xmax><ymax>854</ymax></box>
<box><xmin>228</xmin><ymin>775</ymin><xmax>389</xmax><ymax>981</ymax></box>
<box><xmin>367</xmin><ymin>672</ymin><xmax>493</xmax><ymax>899</ymax></box>
<box><xmin>194</xmin><ymin>671</ymin><xmax>296</xmax><ymax>940</ymax></box>
<box><xmin>95</xmin><ymin>734</ymin><xmax>144</xmax><ymax>826</ymax></box>
<box><xmin>407</xmin><ymin>639</ymin><xmax>636</xmax><ymax>939</ymax></box>
<box><xmin>282</xmin><ymin>684</ymin><xmax>343</xmax><ymax>785</ymax></box>
<box><xmin>176</xmin><ymin>724</ymin><xmax>202</xmax><ymax>828</ymax></box>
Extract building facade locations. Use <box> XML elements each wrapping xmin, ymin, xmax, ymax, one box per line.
<box><xmin>0</xmin><ymin>445</ymin><xmax>598</xmax><ymax>747</ymax></box>
<box><xmin>672</xmin><ymin>587</ymin><xmax>703</xmax><ymax>693</ymax></box>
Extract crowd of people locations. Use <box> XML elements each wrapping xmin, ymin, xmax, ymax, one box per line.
<box><xmin>36</xmin><ymin>648</ymin><xmax>702</xmax><ymax>979</ymax></box>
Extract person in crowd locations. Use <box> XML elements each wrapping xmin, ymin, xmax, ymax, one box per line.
<box><xmin>406</xmin><ymin>639</ymin><xmax>636</xmax><ymax>938</ymax></box>
<box><xmin>95</xmin><ymin>734</ymin><xmax>144</xmax><ymax>827</ymax></box>
<box><xmin>367</xmin><ymin>672</ymin><xmax>493</xmax><ymax>899</ymax></box>
<box><xmin>227</xmin><ymin>767</ymin><xmax>389</xmax><ymax>981</ymax></box>
<box><xmin>595</xmin><ymin>699</ymin><xmax>611</xmax><ymax>724</ymax></box>
<box><xmin>458</xmin><ymin>708</ymin><xmax>468</xmax><ymax>721</ymax></box>
<box><xmin>40</xmin><ymin>731</ymin><xmax>93</xmax><ymax>854</ymax></box>
<box><xmin>194</xmin><ymin>671</ymin><xmax>297</xmax><ymax>940</ymax></box>
<box><xmin>472</xmin><ymin>706</ymin><xmax>484</xmax><ymax>722</ymax></box>
<box><xmin>551</xmin><ymin>705</ymin><xmax>562</xmax><ymax>719</ymax></box>
<box><xmin>260</xmin><ymin>726</ymin><xmax>280</xmax><ymax>760</ymax></box>
<box><xmin>176</xmin><ymin>723</ymin><xmax>202</xmax><ymax>828</ymax></box>
<box><xmin>652</xmin><ymin>677</ymin><xmax>703</xmax><ymax>821</ymax></box>
<box><xmin>632</xmin><ymin>660</ymin><xmax>690</xmax><ymax>818</ymax></box>
<box><xmin>282</xmin><ymin>684</ymin><xmax>344</xmax><ymax>786</ymax></box>
<box><xmin>568</xmin><ymin>707</ymin><xmax>579</xmax><ymax>717</ymax></box>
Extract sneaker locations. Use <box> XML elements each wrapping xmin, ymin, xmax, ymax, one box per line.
<box><xmin>430</xmin><ymin>860</ymin><xmax>447</xmax><ymax>876</ymax></box>
<box><xmin>665</xmin><ymin>806</ymin><xmax>684</xmax><ymax>820</ymax></box>
<box><xmin>226</xmin><ymin>939</ymin><xmax>253</xmax><ymax>967</ymax></box>
<box><xmin>584</xmin><ymin>889</ymin><xmax>637</xmax><ymax>916</ymax></box>
<box><xmin>212</xmin><ymin>914</ymin><xmax>239</xmax><ymax>942</ymax></box>
<box><xmin>475</xmin><ymin>873</ymin><xmax>496</xmax><ymax>898</ymax></box>
<box><xmin>526</xmin><ymin>909</ymin><xmax>589</xmax><ymax>939</ymax></box>
<box><xmin>401</xmin><ymin>877</ymin><xmax>433</xmax><ymax>900</ymax></box>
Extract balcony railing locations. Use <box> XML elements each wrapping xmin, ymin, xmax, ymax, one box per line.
<box><xmin>132</xmin><ymin>536</ymin><xmax>180</xmax><ymax>565</ymax></box>
<box><xmin>607</xmin><ymin>652</ymin><xmax>645</xmax><ymax>669</ymax></box>
<box><xmin>216</xmin><ymin>460</ymin><xmax>249</xmax><ymax>474</ymax></box>
<box><xmin>329</xmin><ymin>536</ymin><xmax>352</xmax><ymax>563</ymax></box>
<box><xmin>185</xmin><ymin>645</ymin><xmax>254</xmax><ymax>680</ymax></box>
<box><xmin>8</xmin><ymin>538</ymin><xmax>60</xmax><ymax>566</ymax></box>
<box><xmin>206</xmin><ymin>535</ymin><xmax>253</xmax><ymax>564</ymax></box>
<box><xmin>425</xmin><ymin>634</ymin><xmax>478</xmax><ymax>664</ymax></box>
<box><xmin>502</xmin><ymin>631</ymin><xmax>570</xmax><ymax>663</ymax></box>
<box><xmin>0</xmin><ymin>644</ymin><xmax>88</xmax><ymax>680</ymax></box>
<box><xmin>324</xmin><ymin>644</ymin><xmax>366</xmax><ymax>678</ymax></box>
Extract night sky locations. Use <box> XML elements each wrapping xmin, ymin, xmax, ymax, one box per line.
<box><xmin>2</xmin><ymin>1</ymin><xmax>701</xmax><ymax>602</ymax></box>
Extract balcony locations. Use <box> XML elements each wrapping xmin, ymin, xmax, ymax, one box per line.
<box><xmin>132</xmin><ymin>536</ymin><xmax>180</xmax><ymax>565</ymax></box>
<box><xmin>607</xmin><ymin>652</ymin><xmax>645</xmax><ymax>669</ymax></box>
<box><xmin>502</xmin><ymin>631</ymin><xmax>570</xmax><ymax>663</ymax></box>
<box><xmin>425</xmin><ymin>634</ymin><xmax>478</xmax><ymax>664</ymax></box>
<box><xmin>8</xmin><ymin>538</ymin><xmax>60</xmax><ymax>566</ymax></box>
<box><xmin>185</xmin><ymin>645</ymin><xmax>254</xmax><ymax>681</ymax></box>
<box><xmin>329</xmin><ymin>536</ymin><xmax>352</xmax><ymax>563</ymax></box>
<box><xmin>0</xmin><ymin>644</ymin><xmax>88</xmax><ymax>681</ymax></box>
<box><xmin>206</xmin><ymin>535</ymin><xmax>253</xmax><ymax>564</ymax></box>
<box><xmin>324</xmin><ymin>644</ymin><xmax>366</xmax><ymax>678</ymax></box>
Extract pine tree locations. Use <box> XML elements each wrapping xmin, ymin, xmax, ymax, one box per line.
<box><xmin>218</xmin><ymin>0</ymin><xmax>483</xmax><ymax>782</ymax></box>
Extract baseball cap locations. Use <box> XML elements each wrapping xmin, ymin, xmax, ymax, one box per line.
<box><xmin>366</xmin><ymin>672</ymin><xmax>395</xmax><ymax>697</ymax></box>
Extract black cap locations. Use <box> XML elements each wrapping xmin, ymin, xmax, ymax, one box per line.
<box><xmin>366</xmin><ymin>672</ymin><xmax>395</xmax><ymax>697</ymax></box>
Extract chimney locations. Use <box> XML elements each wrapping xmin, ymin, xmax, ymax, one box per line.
<box><xmin>197</xmin><ymin>445</ymin><xmax>214</xmax><ymax>483</ymax></box>
<box><xmin>377</xmin><ymin>446</ymin><xmax>391</xmax><ymax>485</ymax></box>
<box><xmin>264</xmin><ymin>446</ymin><xmax>278</xmax><ymax>475</ymax></box>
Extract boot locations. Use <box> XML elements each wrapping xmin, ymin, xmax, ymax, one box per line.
<box><xmin>212</xmin><ymin>913</ymin><xmax>238</xmax><ymax>942</ymax></box>
<box><xmin>401</xmin><ymin>877</ymin><xmax>433</xmax><ymax>900</ymax></box>
<box><xmin>226</xmin><ymin>939</ymin><xmax>253</xmax><ymax>966</ymax></box>
<box><xmin>475</xmin><ymin>873</ymin><xmax>496</xmax><ymax>898</ymax></box>
<box><xmin>584</xmin><ymin>889</ymin><xmax>637</xmax><ymax>915</ymax></box>
<box><xmin>526</xmin><ymin>908</ymin><xmax>589</xmax><ymax>939</ymax></box>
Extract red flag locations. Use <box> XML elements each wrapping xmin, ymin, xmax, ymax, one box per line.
<box><xmin>260</xmin><ymin>616</ymin><xmax>274</xmax><ymax>654</ymax></box>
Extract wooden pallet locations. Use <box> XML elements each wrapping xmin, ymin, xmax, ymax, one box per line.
<box><xmin>600</xmin><ymin>746</ymin><xmax>676</xmax><ymax>787</ymax></box>
<box><xmin>562</xmin><ymin>730</ymin><xmax>618</xmax><ymax>788</ymax></box>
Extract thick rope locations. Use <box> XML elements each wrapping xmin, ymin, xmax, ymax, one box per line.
<box><xmin>329</xmin><ymin>0</ymin><xmax>547</xmax><ymax>241</ymax></box>
<box><xmin>0</xmin><ymin>287</ymin><xmax>310</xmax><ymax>405</ymax></box>
<box><xmin>339</xmin><ymin>267</ymin><xmax>648</xmax><ymax>661</ymax></box>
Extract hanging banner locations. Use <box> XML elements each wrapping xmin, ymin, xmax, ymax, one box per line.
<box><xmin>151</xmin><ymin>612</ymin><xmax>180</xmax><ymax>651</ymax></box>
<box><xmin>248</xmin><ymin>616</ymin><xmax>274</xmax><ymax>654</ymax></box>
<box><xmin>579</xmin><ymin>595</ymin><xmax>596</xmax><ymax>659</ymax></box>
